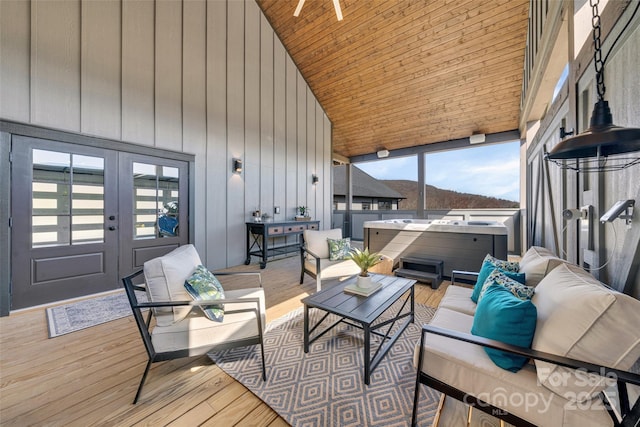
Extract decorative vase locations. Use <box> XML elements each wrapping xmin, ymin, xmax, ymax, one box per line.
<box><xmin>356</xmin><ymin>274</ymin><xmax>373</xmax><ymax>289</ymax></box>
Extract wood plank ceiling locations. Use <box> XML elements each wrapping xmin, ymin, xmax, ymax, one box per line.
<box><xmin>256</xmin><ymin>0</ymin><xmax>530</xmax><ymax>159</ymax></box>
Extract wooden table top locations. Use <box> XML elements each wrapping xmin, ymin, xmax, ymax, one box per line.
<box><xmin>301</xmin><ymin>274</ymin><xmax>416</xmax><ymax>325</ymax></box>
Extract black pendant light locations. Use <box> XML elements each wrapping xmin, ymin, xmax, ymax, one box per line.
<box><xmin>545</xmin><ymin>0</ymin><xmax>640</xmax><ymax>172</ymax></box>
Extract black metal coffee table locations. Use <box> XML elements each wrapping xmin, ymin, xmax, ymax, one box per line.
<box><xmin>301</xmin><ymin>274</ymin><xmax>416</xmax><ymax>385</ymax></box>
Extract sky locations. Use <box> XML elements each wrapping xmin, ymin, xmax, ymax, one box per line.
<box><xmin>355</xmin><ymin>140</ymin><xmax>521</xmax><ymax>202</ymax></box>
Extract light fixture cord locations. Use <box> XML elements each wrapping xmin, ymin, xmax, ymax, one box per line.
<box><xmin>590</xmin><ymin>0</ymin><xmax>640</xmax><ymax>101</ymax></box>
<box><xmin>590</xmin><ymin>0</ymin><xmax>606</xmax><ymax>101</ymax></box>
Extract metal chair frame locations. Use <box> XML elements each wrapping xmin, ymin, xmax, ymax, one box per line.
<box><xmin>412</xmin><ymin>324</ymin><xmax>640</xmax><ymax>427</ymax></box>
<box><xmin>122</xmin><ymin>269</ymin><xmax>266</xmax><ymax>404</ymax></box>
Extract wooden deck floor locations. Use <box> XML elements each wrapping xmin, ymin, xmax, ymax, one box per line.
<box><xmin>0</xmin><ymin>254</ymin><xmax>452</xmax><ymax>426</ymax></box>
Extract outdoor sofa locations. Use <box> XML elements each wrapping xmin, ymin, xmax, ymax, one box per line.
<box><xmin>413</xmin><ymin>246</ymin><xmax>640</xmax><ymax>426</ymax></box>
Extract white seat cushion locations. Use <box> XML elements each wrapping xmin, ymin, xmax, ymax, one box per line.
<box><xmin>437</xmin><ymin>284</ymin><xmax>476</xmax><ymax>316</ymax></box>
<box><xmin>152</xmin><ymin>287</ymin><xmax>265</xmax><ymax>354</ymax></box>
<box><xmin>519</xmin><ymin>246</ymin><xmax>567</xmax><ymax>287</ymax></box>
<box><xmin>415</xmin><ymin>307</ymin><xmax>613</xmax><ymax>427</ymax></box>
<box><xmin>532</xmin><ymin>263</ymin><xmax>640</xmax><ymax>402</ymax></box>
<box><xmin>304</xmin><ymin>258</ymin><xmax>360</xmax><ymax>279</ymax></box>
<box><xmin>143</xmin><ymin>244</ymin><xmax>202</xmax><ymax>326</ymax></box>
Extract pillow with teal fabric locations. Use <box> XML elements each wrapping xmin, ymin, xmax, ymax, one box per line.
<box><xmin>327</xmin><ymin>237</ymin><xmax>351</xmax><ymax>261</ymax></box>
<box><xmin>471</xmin><ymin>283</ymin><xmax>537</xmax><ymax>372</ymax></box>
<box><xmin>478</xmin><ymin>269</ymin><xmax>533</xmax><ymax>303</ymax></box>
<box><xmin>470</xmin><ymin>254</ymin><xmax>520</xmax><ymax>303</ymax></box>
<box><xmin>184</xmin><ymin>265</ymin><xmax>225</xmax><ymax>322</ymax></box>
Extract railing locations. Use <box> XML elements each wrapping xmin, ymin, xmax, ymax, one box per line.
<box><xmin>520</xmin><ymin>0</ymin><xmax>564</xmax><ymax>115</ymax></box>
<box><xmin>333</xmin><ymin>208</ymin><xmax>521</xmax><ymax>255</ymax></box>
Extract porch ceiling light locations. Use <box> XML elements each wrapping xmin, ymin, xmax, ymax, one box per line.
<box><xmin>545</xmin><ymin>0</ymin><xmax>640</xmax><ymax>172</ymax></box>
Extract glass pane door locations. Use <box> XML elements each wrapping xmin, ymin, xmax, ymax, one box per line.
<box><xmin>11</xmin><ymin>137</ymin><xmax>117</xmax><ymax>309</ymax></box>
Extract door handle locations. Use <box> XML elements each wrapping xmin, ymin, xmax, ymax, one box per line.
<box><xmin>108</xmin><ymin>226</ymin><xmax>116</xmax><ymax>231</ymax></box>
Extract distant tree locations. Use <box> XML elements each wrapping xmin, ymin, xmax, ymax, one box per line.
<box><xmin>382</xmin><ymin>180</ymin><xmax>518</xmax><ymax>209</ymax></box>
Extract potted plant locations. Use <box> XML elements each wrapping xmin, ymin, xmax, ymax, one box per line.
<box><xmin>347</xmin><ymin>247</ymin><xmax>382</xmax><ymax>289</ymax></box>
<box><xmin>296</xmin><ymin>206</ymin><xmax>311</xmax><ymax>220</ymax></box>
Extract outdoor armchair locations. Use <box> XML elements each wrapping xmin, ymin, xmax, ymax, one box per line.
<box><xmin>299</xmin><ymin>228</ymin><xmax>360</xmax><ymax>292</ymax></box>
<box><xmin>122</xmin><ymin>244</ymin><xmax>266</xmax><ymax>404</ymax></box>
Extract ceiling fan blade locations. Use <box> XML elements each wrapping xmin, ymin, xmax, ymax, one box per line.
<box><xmin>293</xmin><ymin>0</ymin><xmax>305</xmax><ymax>17</ymax></box>
<box><xmin>333</xmin><ymin>0</ymin><xmax>343</xmax><ymax>21</ymax></box>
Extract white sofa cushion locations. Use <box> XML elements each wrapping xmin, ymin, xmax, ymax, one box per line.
<box><xmin>304</xmin><ymin>228</ymin><xmax>343</xmax><ymax>260</ymax></box>
<box><xmin>437</xmin><ymin>284</ymin><xmax>477</xmax><ymax>316</ymax></box>
<box><xmin>152</xmin><ymin>287</ymin><xmax>265</xmax><ymax>354</ymax></box>
<box><xmin>414</xmin><ymin>307</ymin><xmax>612</xmax><ymax>427</ymax></box>
<box><xmin>519</xmin><ymin>246</ymin><xmax>567</xmax><ymax>287</ymax></box>
<box><xmin>143</xmin><ymin>244</ymin><xmax>201</xmax><ymax>326</ymax></box>
<box><xmin>532</xmin><ymin>263</ymin><xmax>640</xmax><ymax>402</ymax></box>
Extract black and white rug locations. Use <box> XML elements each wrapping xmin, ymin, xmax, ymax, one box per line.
<box><xmin>46</xmin><ymin>291</ymin><xmax>145</xmax><ymax>338</ymax></box>
<box><xmin>209</xmin><ymin>302</ymin><xmax>440</xmax><ymax>426</ymax></box>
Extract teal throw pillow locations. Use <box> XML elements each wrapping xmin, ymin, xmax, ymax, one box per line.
<box><xmin>471</xmin><ymin>283</ymin><xmax>537</xmax><ymax>372</ymax></box>
<box><xmin>184</xmin><ymin>265</ymin><xmax>225</xmax><ymax>322</ymax></box>
<box><xmin>478</xmin><ymin>269</ymin><xmax>533</xmax><ymax>303</ymax></box>
<box><xmin>328</xmin><ymin>237</ymin><xmax>351</xmax><ymax>261</ymax></box>
<box><xmin>470</xmin><ymin>254</ymin><xmax>520</xmax><ymax>303</ymax></box>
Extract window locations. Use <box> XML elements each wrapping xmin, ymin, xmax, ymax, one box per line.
<box><xmin>352</xmin><ymin>155</ymin><xmax>416</xmax><ymax>210</ymax></box>
<box><xmin>425</xmin><ymin>142</ymin><xmax>520</xmax><ymax>209</ymax></box>
<box><xmin>133</xmin><ymin>162</ymin><xmax>180</xmax><ymax>239</ymax></box>
<box><xmin>32</xmin><ymin>150</ymin><xmax>105</xmax><ymax>247</ymax></box>
<box><xmin>378</xmin><ymin>200</ymin><xmax>392</xmax><ymax>210</ymax></box>
<box><xmin>361</xmin><ymin>202</ymin><xmax>371</xmax><ymax>210</ymax></box>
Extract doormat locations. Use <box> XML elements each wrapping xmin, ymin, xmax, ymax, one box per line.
<box><xmin>46</xmin><ymin>291</ymin><xmax>146</xmax><ymax>338</ymax></box>
<box><xmin>209</xmin><ymin>303</ymin><xmax>441</xmax><ymax>426</ymax></box>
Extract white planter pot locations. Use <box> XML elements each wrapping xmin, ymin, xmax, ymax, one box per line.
<box><xmin>356</xmin><ymin>274</ymin><xmax>373</xmax><ymax>289</ymax></box>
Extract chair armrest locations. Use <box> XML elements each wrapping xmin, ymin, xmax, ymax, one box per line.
<box><xmin>134</xmin><ymin>300</ymin><xmax>193</xmax><ymax>309</ymax></box>
<box><xmin>208</xmin><ymin>297</ymin><xmax>261</xmax><ymax>306</ymax></box>
<box><xmin>303</xmin><ymin>247</ymin><xmax>322</xmax><ymax>260</ymax></box>
<box><xmin>420</xmin><ymin>324</ymin><xmax>640</xmax><ymax>387</ymax></box>
<box><xmin>211</xmin><ymin>271</ymin><xmax>262</xmax><ymax>287</ymax></box>
<box><xmin>135</xmin><ymin>297</ymin><xmax>262</xmax><ymax>309</ymax></box>
<box><xmin>135</xmin><ymin>298</ymin><xmax>264</xmax><ymax>320</ymax></box>
<box><xmin>300</xmin><ymin>246</ymin><xmax>323</xmax><ymax>278</ymax></box>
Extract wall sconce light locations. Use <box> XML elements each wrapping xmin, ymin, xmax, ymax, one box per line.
<box><xmin>233</xmin><ymin>158</ymin><xmax>242</xmax><ymax>174</ymax></box>
<box><xmin>312</xmin><ymin>174</ymin><xmax>319</xmax><ymax>184</ymax></box>
<box><xmin>600</xmin><ymin>199</ymin><xmax>634</xmax><ymax>225</ymax></box>
<box><xmin>469</xmin><ymin>133</ymin><xmax>486</xmax><ymax>144</ymax></box>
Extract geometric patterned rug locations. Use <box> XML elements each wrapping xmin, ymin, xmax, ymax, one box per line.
<box><xmin>209</xmin><ymin>301</ymin><xmax>441</xmax><ymax>426</ymax></box>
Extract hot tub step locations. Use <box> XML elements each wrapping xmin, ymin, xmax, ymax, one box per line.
<box><xmin>395</xmin><ymin>269</ymin><xmax>442</xmax><ymax>289</ymax></box>
<box><xmin>396</xmin><ymin>257</ymin><xmax>444</xmax><ymax>289</ymax></box>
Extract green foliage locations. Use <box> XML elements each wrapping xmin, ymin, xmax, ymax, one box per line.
<box><xmin>298</xmin><ymin>206</ymin><xmax>309</xmax><ymax>216</ymax></box>
<box><xmin>347</xmin><ymin>247</ymin><xmax>381</xmax><ymax>277</ymax></box>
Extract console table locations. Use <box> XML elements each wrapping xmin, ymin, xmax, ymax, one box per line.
<box><xmin>245</xmin><ymin>220</ymin><xmax>319</xmax><ymax>268</ymax></box>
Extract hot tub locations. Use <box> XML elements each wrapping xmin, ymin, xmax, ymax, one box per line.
<box><xmin>363</xmin><ymin>219</ymin><xmax>508</xmax><ymax>278</ymax></box>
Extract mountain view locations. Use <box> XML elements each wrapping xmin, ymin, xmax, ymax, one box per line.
<box><xmin>382</xmin><ymin>179</ymin><xmax>519</xmax><ymax>209</ymax></box>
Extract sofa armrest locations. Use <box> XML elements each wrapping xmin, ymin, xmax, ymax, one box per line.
<box><xmin>451</xmin><ymin>269</ymin><xmax>479</xmax><ymax>285</ymax></box>
<box><xmin>416</xmin><ymin>324</ymin><xmax>640</xmax><ymax>426</ymax></box>
<box><xmin>420</xmin><ymin>324</ymin><xmax>640</xmax><ymax>387</ymax></box>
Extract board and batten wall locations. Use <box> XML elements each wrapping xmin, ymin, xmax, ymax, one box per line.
<box><xmin>0</xmin><ymin>0</ymin><xmax>332</xmax><ymax>269</ymax></box>
<box><xmin>525</xmin><ymin>5</ymin><xmax>640</xmax><ymax>297</ymax></box>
